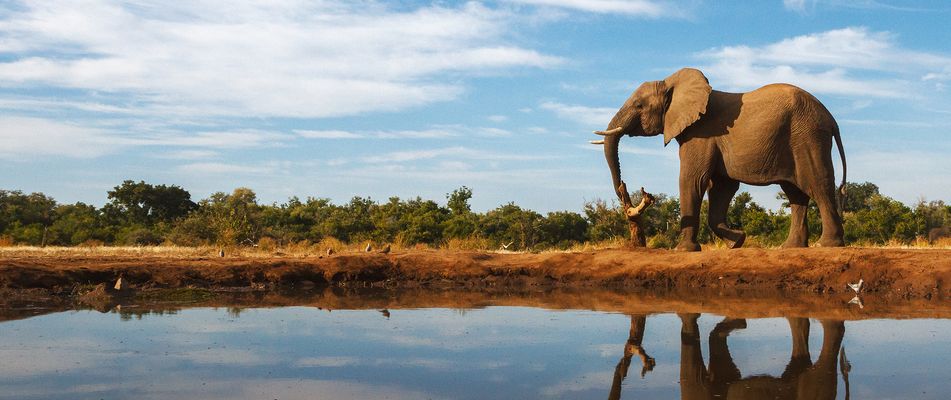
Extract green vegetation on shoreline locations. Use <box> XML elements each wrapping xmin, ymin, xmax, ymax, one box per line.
<box><xmin>1</xmin><ymin>180</ymin><xmax>949</xmax><ymax>250</ymax></box>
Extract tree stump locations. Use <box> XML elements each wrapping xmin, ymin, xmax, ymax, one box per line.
<box><xmin>616</xmin><ymin>181</ymin><xmax>655</xmax><ymax>247</ymax></box>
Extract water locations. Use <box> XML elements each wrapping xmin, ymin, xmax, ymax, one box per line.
<box><xmin>0</xmin><ymin>304</ymin><xmax>948</xmax><ymax>399</ymax></box>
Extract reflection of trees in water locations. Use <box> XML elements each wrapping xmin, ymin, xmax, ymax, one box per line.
<box><xmin>608</xmin><ymin>315</ymin><xmax>848</xmax><ymax>400</ymax></box>
<box><xmin>227</xmin><ymin>307</ymin><xmax>244</xmax><ymax>318</ymax></box>
<box><xmin>117</xmin><ymin>308</ymin><xmax>180</xmax><ymax>321</ymax></box>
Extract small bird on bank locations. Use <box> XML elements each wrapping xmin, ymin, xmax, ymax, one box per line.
<box><xmin>847</xmin><ymin>279</ymin><xmax>864</xmax><ymax>294</ymax></box>
<box><xmin>365</xmin><ymin>242</ymin><xmax>372</xmax><ymax>252</ymax></box>
<box><xmin>500</xmin><ymin>241</ymin><xmax>514</xmax><ymax>251</ymax></box>
<box><xmin>380</xmin><ymin>244</ymin><xmax>391</xmax><ymax>254</ymax></box>
<box><xmin>218</xmin><ymin>249</ymin><xmax>225</xmax><ymax>257</ymax></box>
<box><xmin>114</xmin><ymin>277</ymin><xmax>127</xmax><ymax>291</ymax></box>
<box><xmin>326</xmin><ymin>248</ymin><xmax>335</xmax><ymax>255</ymax></box>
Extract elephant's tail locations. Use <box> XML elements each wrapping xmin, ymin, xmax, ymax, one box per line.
<box><xmin>833</xmin><ymin>123</ymin><xmax>847</xmax><ymax>214</ymax></box>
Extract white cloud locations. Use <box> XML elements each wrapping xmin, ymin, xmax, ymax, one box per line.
<box><xmin>0</xmin><ymin>116</ymin><xmax>123</xmax><ymax>159</ymax></box>
<box><xmin>362</xmin><ymin>146</ymin><xmax>552</xmax><ymax>164</ymax></box>
<box><xmin>175</xmin><ymin>162</ymin><xmax>275</xmax><ymax>175</ymax></box>
<box><xmin>487</xmin><ymin>115</ymin><xmax>509</xmax><ymax>122</ymax></box>
<box><xmin>508</xmin><ymin>0</ymin><xmax>676</xmax><ymax>17</ymax></box>
<box><xmin>0</xmin><ymin>1</ymin><xmax>561</xmax><ymax>119</ymax></box>
<box><xmin>699</xmin><ymin>27</ymin><xmax>951</xmax><ymax>98</ymax></box>
<box><xmin>155</xmin><ymin>150</ymin><xmax>220</xmax><ymax>160</ymax></box>
<box><xmin>539</xmin><ymin>101</ymin><xmax>616</xmax><ymax>126</ymax></box>
<box><xmin>296</xmin><ymin>356</ymin><xmax>360</xmax><ymax>368</ymax></box>
<box><xmin>0</xmin><ymin>115</ymin><xmax>293</xmax><ymax>160</ymax></box>
<box><xmin>143</xmin><ymin>130</ymin><xmax>292</xmax><ymax>149</ymax></box>
<box><xmin>476</xmin><ymin>127</ymin><xmax>513</xmax><ymax>137</ymax></box>
<box><xmin>783</xmin><ymin>0</ymin><xmax>810</xmax><ymax>12</ymax></box>
<box><xmin>373</xmin><ymin>128</ymin><xmax>458</xmax><ymax>139</ymax></box>
<box><xmin>294</xmin><ymin>130</ymin><xmax>363</xmax><ymax>139</ymax></box>
<box><xmin>783</xmin><ymin>0</ymin><xmax>931</xmax><ymax>13</ymax></box>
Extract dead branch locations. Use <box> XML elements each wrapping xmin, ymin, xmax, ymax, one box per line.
<box><xmin>617</xmin><ymin>181</ymin><xmax>655</xmax><ymax>247</ymax></box>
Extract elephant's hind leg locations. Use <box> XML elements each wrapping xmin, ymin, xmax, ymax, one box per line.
<box><xmin>813</xmin><ymin>184</ymin><xmax>845</xmax><ymax>247</ymax></box>
<box><xmin>708</xmin><ymin>177</ymin><xmax>746</xmax><ymax>248</ymax></box>
<box><xmin>781</xmin><ymin>183</ymin><xmax>810</xmax><ymax>248</ymax></box>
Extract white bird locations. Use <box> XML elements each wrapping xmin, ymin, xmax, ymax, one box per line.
<box><xmin>847</xmin><ymin>279</ymin><xmax>864</xmax><ymax>294</ymax></box>
<box><xmin>326</xmin><ymin>248</ymin><xmax>335</xmax><ymax>255</ymax></box>
<box><xmin>848</xmin><ymin>296</ymin><xmax>864</xmax><ymax>309</ymax></box>
<box><xmin>365</xmin><ymin>242</ymin><xmax>372</xmax><ymax>252</ymax></box>
<box><xmin>500</xmin><ymin>241</ymin><xmax>514</xmax><ymax>251</ymax></box>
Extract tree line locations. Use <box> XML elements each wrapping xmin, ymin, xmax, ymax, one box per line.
<box><xmin>1</xmin><ymin>180</ymin><xmax>948</xmax><ymax>249</ymax></box>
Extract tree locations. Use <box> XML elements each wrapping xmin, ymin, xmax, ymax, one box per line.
<box><xmin>447</xmin><ymin>186</ymin><xmax>473</xmax><ymax>215</ymax></box>
<box><xmin>844</xmin><ymin>194</ymin><xmax>917</xmax><ymax>244</ymax></box>
<box><xmin>842</xmin><ymin>182</ymin><xmax>880</xmax><ymax>213</ymax></box>
<box><xmin>443</xmin><ymin>187</ymin><xmax>479</xmax><ymax>240</ymax></box>
<box><xmin>480</xmin><ymin>203</ymin><xmax>542</xmax><ymax>249</ymax></box>
<box><xmin>0</xmin><ymin>190</ymin><xmax>57</xmax><ymax>245</ymax></box>
<box><xmin>914</xmin><ymin>199</ymin><xmax>949</xmax><ymax>236</ymax></box>
<box><xmin>537</xmin><ymin>211</ymin><xmax>588</xmax><ymax>248</ymax></box>
<box><xmin>172</xmin><ymin>188</ymin><xmax>262</xmax><ymax>246</ymax></box>
<box><xmin>48</xmin><ymin>202</ymin><xmax>108</xmax><ymax>245</ymax></box>
<box><xmin>583</xmin><ymin>199</ymin><xmax>626</xmax><ymax>242</ymax></box>
<box><xmin>106</xmin><ymin>180</ymin><xmax>197</xmax><ymax>226</ymax></box>
<box><xmin>320</xmin><ymin>197</ymin><xmax>375</xmax><ymax>243</ymax></box>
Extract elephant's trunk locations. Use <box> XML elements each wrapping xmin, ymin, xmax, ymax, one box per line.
<box><xmin>591</xmin><ymin>126</ymin><xmax>625</xmax><ymax>199</ymax></box>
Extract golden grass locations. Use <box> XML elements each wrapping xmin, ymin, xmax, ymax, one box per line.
<box><xmin>0</xmin><ymin>234</ymin><xmax>948</xmax><ymax>259</ymax></box>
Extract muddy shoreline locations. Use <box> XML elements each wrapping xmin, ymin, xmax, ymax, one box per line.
<box><xmin>1</xmin><ymin>247</ymin><xmax>947</xmax><ymax>302</ymax></box>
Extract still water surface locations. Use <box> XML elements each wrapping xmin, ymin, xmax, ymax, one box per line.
<box><xmin>0</xmin><ymin>306</ymin><xmax>948</xmax><ymax>399</ymax></box>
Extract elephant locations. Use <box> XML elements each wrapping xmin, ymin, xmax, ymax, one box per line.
<box><xmin>678</xmin><ymin>314</ymin><xmax>846</xmax><ymax>400</ymax></box>
<box><xmin>592</xmin><ymin>68</ymin><xmax>847</xmax><ymax>251</ymax></box>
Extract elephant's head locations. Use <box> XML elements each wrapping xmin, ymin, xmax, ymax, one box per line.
<box><xmin>591</xmin><ymin>68</ymin><xmax>712</xmax><ymax>197</ymax></box>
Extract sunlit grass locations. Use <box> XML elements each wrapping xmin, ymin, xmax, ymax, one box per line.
<box><xmin>0</xmin><ymin>235</ymin><xmax>948</xmax><ymax>258</ymax></box>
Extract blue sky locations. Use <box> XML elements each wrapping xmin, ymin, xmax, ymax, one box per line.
<box><xmin>1</xmin><ymin>0</ymin><xmax>949</xmax><ymax>212</ymax></box>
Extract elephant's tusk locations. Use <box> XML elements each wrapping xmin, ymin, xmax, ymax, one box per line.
<box><xmin>590</xmin><ymin>140</ymin><xmax>605</xmax><ymax>145</ymax></box>
<box><xmin>593</xmin><ymin>127</ymin><xmax>624</xmax><ymax>136</ymax></box>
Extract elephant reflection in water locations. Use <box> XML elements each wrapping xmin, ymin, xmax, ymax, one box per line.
<box><xmin>608</xmin><ymin>315</ymin><xmax>656</xmax><ymax>400</ymax></box>
<box><xmin>679</xmin><ymin>314</ymin><xmax>845</xmax><ymax>400</ymax></box>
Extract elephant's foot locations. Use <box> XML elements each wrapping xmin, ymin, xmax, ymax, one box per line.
<box><xmin>722</xmin><ymin>230</ymin><xmax>746</xmax><ymax>249</ymax></box>
<box><xmin>817</xmin><ymin>236</ymin><xmax>845</xmax><ymax>247</ymax></box>
<box><xmin>781</xmin><ymin>236</ymin><xmax>809</xmax><ymax>248</ymax></box>
<box><xmin>675</xmin><ymin>239</ymin><xmax>701</xmax><ymax>252</ymax></box>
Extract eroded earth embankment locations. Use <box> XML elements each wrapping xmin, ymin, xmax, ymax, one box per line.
<box><xmin>0</xmin><ymin>247</ymin><xmax>947</xmax><ymax>300</ymax></box>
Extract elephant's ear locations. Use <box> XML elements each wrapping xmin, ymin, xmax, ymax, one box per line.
<box><xmin>663</xmin><ymin>68</ymin><xmax>712</xmax><ymax>145</ymax></box>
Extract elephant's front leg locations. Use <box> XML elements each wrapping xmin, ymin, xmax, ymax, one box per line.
<box><xmin>676</xmin><ymin>165</ymin><xmax>709</xmax><ymax>252</ymax></box>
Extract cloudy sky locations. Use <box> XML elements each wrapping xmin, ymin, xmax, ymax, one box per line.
<box><xmin>2</xmin><ymin>0</ymin><xmax>949</xmax><ymax>211</ymax></box>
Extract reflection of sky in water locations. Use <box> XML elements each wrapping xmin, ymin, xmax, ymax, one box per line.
<box><xmin>0</xmin><ymin>307</ymin><xmax>948</xmax><ymax>399</ymax></box>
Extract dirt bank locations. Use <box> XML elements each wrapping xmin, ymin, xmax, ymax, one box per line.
<box><xmin>0</xmin><ymin>247</ymin><xmax>947</xmax><ymax>300</ymax></box>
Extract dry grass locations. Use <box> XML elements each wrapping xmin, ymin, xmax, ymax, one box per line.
<box><xmin>1</xmin><ymin>235</ymin><xmax>949</xmax><ymax>259</ymax></box>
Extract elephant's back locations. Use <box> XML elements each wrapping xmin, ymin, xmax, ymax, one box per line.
<box><xmin>711</xmin><ymin>84</ymin><xmax>836</xmax><ymax>185</ymax></box>
<box><xmin>744</xmin><ymin>84</ymin><xmax>835</xmax><ymax>121</ymax></box>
